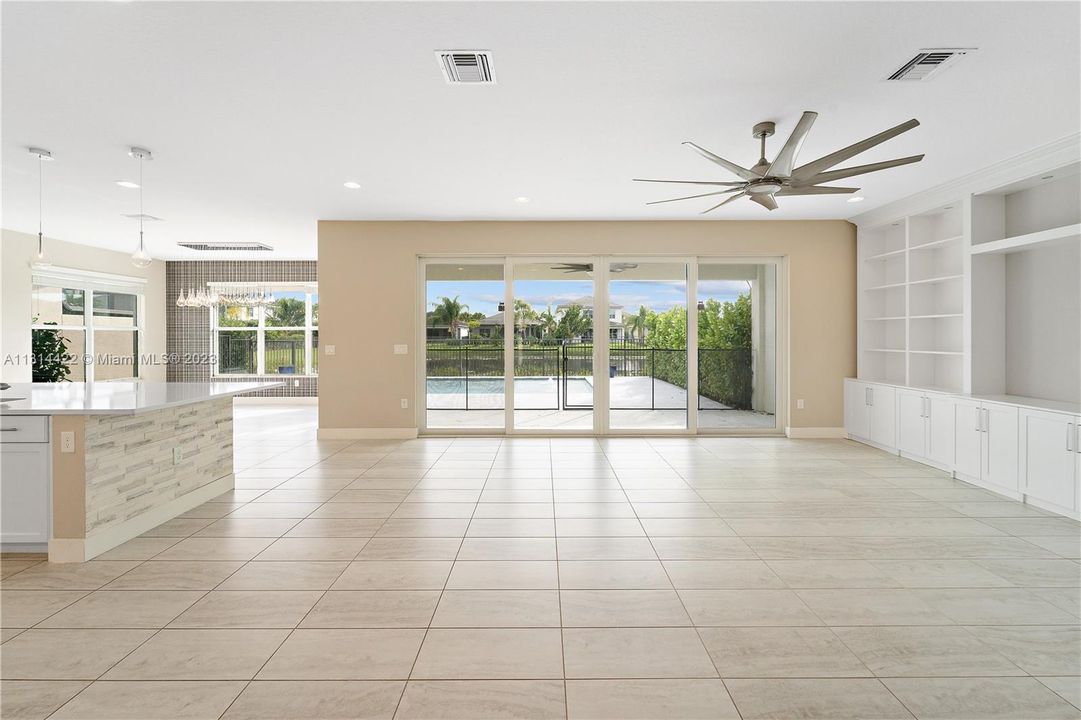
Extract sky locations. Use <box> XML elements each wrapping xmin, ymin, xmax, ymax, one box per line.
<box><xmin>426</xmin><ymin>279</ymin><xmax>749</xmax><ymax>317</ymax></box>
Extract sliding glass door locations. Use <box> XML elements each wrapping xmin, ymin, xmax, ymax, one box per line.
<box><xmin>420</xmin><ymin>256</ymin><xmax>781</xmax><ymax>434</ymax></box>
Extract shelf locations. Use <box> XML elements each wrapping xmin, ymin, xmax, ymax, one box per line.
<box><xmin>865</xmin><ymin>348</ymin><xmax>905</xmax><ymax>353</ymax></box>
<box><xmin>865</xmin><ymin>248</ymin><xmax>907</xmax><ymax>261</ymax></box>
<box><xmin>909</xmin><ymin>350</ymin><xmax>963</xmax><ymax>356</ymax></box>
<box><xmin>908</xmin><ymin>274</ymin><xmax>963</xmax><ymax>287</ymax></box>
<box><xmin>910</xmin><ymin>235</ymin><xmax>963</xmax><ymax>251</ymax></box>
<box><xmin>970</xmin><ymin>223</ymin><xmax>1081</xmax><ymax>255</ymax></box>
<box><xmin>865</xmin><ymin>316</ymin><xmax>906</xmax><ymax>321</ymax></box>
<box><xmin>910</xmin><ymin>313</ymin><xmax>962</xmax><ymax>319</ymax></box>
<box><xmin>864</xmin><ymin>281</ymin><xmax>907</xmax><ymax>291</ymax></box>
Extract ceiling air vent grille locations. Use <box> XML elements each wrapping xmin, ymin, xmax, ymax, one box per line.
<box><xmin>437</xmin><ymin>50</ymin><xmax>495</xmax><ymax>84</ymax></box>
<box><xmin>177</xmin><ymin>241</ymin><xmax>274</xmax><ymax>252</ymax></box>
<box><xmin>886</xmin><ymin>48</ymin><xmax>974</xmax><ymax>81</ymax></box>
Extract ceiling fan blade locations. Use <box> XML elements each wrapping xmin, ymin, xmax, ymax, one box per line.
<box><xmin>776</xmin><ymin>186</ymin><xmax>859</xmax><ymax>196</ymax></box>
<box><xmin>792</xmin><ymin>155</ymin><xmax>924</xmax><ymax>186</ymax></box>
<box><xmin>682</xmin><ymin>142</ymin><xmax>761</xmax><ymax>180</ymax></box>
<box><xmin>647</xmin><ymin>187</ymin><xmax>744</xmax><ymax>206</ymax></box>
<box><xmin>749</xmin><ymin>193</ymin><xmax>779</xmax><ymax>211</ymax></box>
<box><xmin>765</xmin><ymin>111</ymin><xmax>818</xmax><ymax>178</ymax></box>
<box><xmin>633</xmin><ymin>178</ymin><xmax>746</xmax><ymax>186</ymax></box>
<box><xmin>791</xmin><ymin>118</ymin><xmax>920</xmax><ymax>182</ymax></box>
<box><xmin>700</xmin><ymin>192</ymin><xmax>747</xmax><ymax>214</ymax></box>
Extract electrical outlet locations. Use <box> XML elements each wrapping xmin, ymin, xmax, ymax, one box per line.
<box><xmin>400</xmin><ymin>398</ymin><xmax>409</xmax><ymax>409</ymax></box>
<box><xmin>173</xmin><ymin>447</ymin><xmax>182</xmax><ymax>465</ymax></box>
<box><xmin>60</xmin><ymin>431</ymin><xmax>75</xmax><ymax>453</ymax></box>
<box><xmin>797</xmin><ymin>399</ymin><xmax>805</xmax><ymax>410</ymax></box>
<box><xmin>393</xmin><ymin>344</ymin><xmax>409</xmax><ymax>355</ymax></box>
<box><xmin>325</xmin><ymin>345</ymin><xmax>336</xmax><ymax>355</ymax></box>
<box><xmin>294</xmin><ymin>379</ymin><xmax>300</xmax><ymax>387</ymax></box>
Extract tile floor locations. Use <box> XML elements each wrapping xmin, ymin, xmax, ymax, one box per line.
<box><xmin>2</xmin><ymin>404</ymin><xmax>1080</xmax><ymax>719</ymax></box>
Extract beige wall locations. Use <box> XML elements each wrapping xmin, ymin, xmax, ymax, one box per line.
<box><xmin>1</xmin><ymin>229</ymin><xmax>167</xmax><ymax>382</ymax></box>
<box><xmin>318</xmin><ymin>220</ymin><xmax>856</xmax><ymax>432</ymax></box>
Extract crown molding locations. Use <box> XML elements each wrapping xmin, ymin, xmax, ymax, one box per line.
<box><xmin>850</xmin><ymin>133</ymin><xmax>1081</xmax><ymax>228</ymax></box>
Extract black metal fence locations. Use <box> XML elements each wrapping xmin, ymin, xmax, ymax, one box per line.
<box><xmin>425</xmin><ymin>341</ymin><xmax>753</xmax><ymax>411</ymax></box>
<box><xmin>218</xmin><ymin>336</ymin><xmax>314</xmax><ymax>375</ymax></box>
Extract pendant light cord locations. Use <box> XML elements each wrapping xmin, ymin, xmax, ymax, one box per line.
<box><xmin>38</xmin><ymin>153</ymin><xmax>44</xmax><ymax>256</ymax></box>
<box><xmin>139</xmin><ymin>154</ymin><xmax>145</xmax><ymax>252</ymax></box>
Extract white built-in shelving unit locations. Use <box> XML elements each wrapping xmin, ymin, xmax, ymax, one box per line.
<box><xmin>855</xmin><ymin>145</ymin><xmax>1081</xmax><ymax>405</ymax></box>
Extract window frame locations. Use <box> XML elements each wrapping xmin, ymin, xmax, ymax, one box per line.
<box><xmin>210</xmin><ymin>282</ymin><xmax>318</xmax><ymax>377</ymax></box>
<box><xmin>30</xmin><ymin>266</ymin><xmax>147</xmax><ymax>382</ymax></box>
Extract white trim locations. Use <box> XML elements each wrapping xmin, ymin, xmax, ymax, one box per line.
<box><xmin>317</xmin><ymin>427</ymin><xmax>419</xmax><ymax>440</ymax></box>
<box><xmin>786</xmin><ymin>426</ymin><xmax>847</xmax><ymax>439</ymax></box>
<box><xmin>31</xmin><ymin>264</ymin><xmax>148</xmax><ymax>288</ymax></box>
<box><xmin>850</xmin><ymin>133</ymin><xmax>1081</xmax><ymax>228</ymax></box>
<box><xmin>47</xmin><ymin>538</ymin><xmax>86</xmax><ymax>564</ymax></box>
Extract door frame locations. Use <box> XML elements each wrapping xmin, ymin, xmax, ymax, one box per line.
<box><xmin>417</xmin><ymin>253</ymin><xmax>788</xmax><ymax>436</ymax></box>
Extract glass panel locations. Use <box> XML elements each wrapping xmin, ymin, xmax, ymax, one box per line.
<box><xmin>218</xmin><ymin>301</ymin><xmax>258</xmax><ymax>327</ymax></box>
<box><xmin>31</xmin><ymin>286</ymin><xmax>84</xmax><ymax>325</ymax></box>
<box><xmin>93</xmin><ymin>330</ymin><xmax>138</xmax><ymax>380</ymax></box>
<box><xmin>266</xmin><ymin>330</ymin><xmax>306</xmax><ymax>375</ymax></box>
<box><xmin>513</xmin><ymin>261</ymin><xmax>594</xmax><ymax>430</ymax></box>
<box><xmin>424</xmin><ymin>263</ymin><xmax>505</xmax><ymax>429</ymax></box>
<box><xmin>311</xmin><ymin>330</ymin><xmax>319</xmax><ymax>374</ymax></box>
<box><xmin>608</xmin><ymin>261</ymin><xmax>688</xmax><ymax>429</ymax></box>
<box><xmin>266</xmin><ymin>291</ymin><xmax>307</xmax><ymax>327</ymax></box>
<box><xmin>697</xmin><ymin>262</ymin><xmax>777</xmax><ymax>430</ymax></box>
<box><xmin>217</xmin><ymin>331</ymin><xmax>257</xmax><ymax>374</ymax></box>
<box><xmin>32</xmin><ymin>327</ymin><xmax>84</xmax><ymax>382</ymax></box>
<box><xmin>310</xmin><ymin>292</ymin><xmax>319</xmax><ymax>326</ymax></box>
<box><xmin>92</xmin><ymin>291</ymin><xmax>138</xmax><ymax>328</ymax></box>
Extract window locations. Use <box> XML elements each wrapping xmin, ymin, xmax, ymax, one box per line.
<box><xmin>211</xmin><ymin>283</ymin><xmax>318</xmax><ymax>376</ymax></box>
<box><xmin>31</xmin><ymin>269</ymin><xmax>146</xmax><ymax>382</ymax></box>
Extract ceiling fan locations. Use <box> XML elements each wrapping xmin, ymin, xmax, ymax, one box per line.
<box><xmin>634</xmin><ymin>111</ymin><xmax>923</xmax><ymax>212</ymax></box>
<box><xmin>551</xmin><ymin>263</ymin><xmax>638</xmax><ymax>274</ymax></box>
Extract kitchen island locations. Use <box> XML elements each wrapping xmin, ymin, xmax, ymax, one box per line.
<box><xmin>0</xmin><ymin>381</ymin><xmax>280</xmax><ymax>562</ymax></box>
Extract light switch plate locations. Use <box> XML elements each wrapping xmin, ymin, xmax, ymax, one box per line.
<box><xmin>325</xmin><ymin>345</ymin><xmax>336</xmax><ymax>355</ymax></box>
<box><xmin>797</xmin><ymin>399</ymin><xmax>805</xmax><ymax>410</ymax></box>
<box><xmin>393</xmin><ymin>344</ymin><xmax>408</xmax><ymax>355</ymax></box>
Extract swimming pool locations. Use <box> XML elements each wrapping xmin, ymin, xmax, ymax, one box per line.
<box><xmin>426</xmin><ymin>376</ymin><xmax>593</xmax><ymax>409</ymax></box>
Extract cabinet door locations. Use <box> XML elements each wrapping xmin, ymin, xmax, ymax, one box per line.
<box><xmin>0</xmin><ymin>445</ymin><xmax>50</xmax><ymax>543</ymax></box>
<box><xmin>953</xmin><ymin>399</ymin><xmax>983</xmax><ymax>480</ymax></box>
<box><xmin>926</xmin><ymin>393</ymin><xmax>956</xmax><ymax>467</ymax></box>
<box><xmin>896</xmin><ymin>390</ymin><xmax>927</xmax><ymax>458</ymax></box>
<box><xmin>844</xmin><ymin>380</ymin><xmax>870</xmax><ymax>439</ymax></box>
<box><xmin>868</xmin><ymin>385</ymin><xmax>896</xmax><ymax>448</ymax></box>
<box><xmin>983</xmin><ymin>403</ymin><xmax>1019</xmax><ymax>492</ymax></box>
<box><xmin>1021</xmin><ymin>409</ymin><xmax>1077</xmax><ymax>510</ymax></box>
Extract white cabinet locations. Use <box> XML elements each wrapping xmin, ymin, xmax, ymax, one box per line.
<box><xmin>897</xmin><ymin>389</ymin><xmax>955</xmax><ymax>468</ymax></box>
<box><xmin>845</xmin><ymin>379</ymin><xmax>895</xmax><ymax>448</ymax></box>
<box><xmin>0</xmin><ymin>421</ymin><xmax>51</xmax><ymax>545</ymax></box>
<box><xmin>953</xmin><ymin>399</ymin><xmax>1019</xmax><ymax>494</ymax></box>
<box><xmin>1020</xmin><ymin>409</ymin><xmax>1080</xmax><ymax>513</ymax></box>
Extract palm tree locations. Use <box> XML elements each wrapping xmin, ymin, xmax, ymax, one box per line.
<box><xmin>556</xmin><ymin>304</ymin><xmax>591</xmax><ymax>340</ymax></box>
<box><xmin>430</xmin><ymin>296</ymin><xmax>469</xmax><ymax>339</ymax></box>
<box><xmin>626</xmin><ymin>305</ymin><xmax>649</xmax><ymax>341</ymax></box>
<box><xmin>513</xmin><ymin>299</ymin><xmax>538</xmax><ymax>340</ymax></box>
<box><xmin>538</xmin><ymin>305</ymin><xmax>557</xmax><ymax>340</ymax></box>
<box><xmin>267</xmin><ymin>297</ymin><xmax>307</xmax><ymax>327</ymax></box>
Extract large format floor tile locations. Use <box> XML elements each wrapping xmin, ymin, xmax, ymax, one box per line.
<box><xmin>6</xmin><ymin>406</ymin><xmax>1078</xmax><ymax>719</ymax></box>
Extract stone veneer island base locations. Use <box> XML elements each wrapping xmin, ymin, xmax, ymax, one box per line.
<box><xmin>0</xmin><ymin>382</ymin><xmax>280</xmax><ymax>562</ymax></box>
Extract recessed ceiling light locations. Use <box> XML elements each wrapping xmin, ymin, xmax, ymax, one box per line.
<box><xmin>343</xmin><ymin>181</ymin><xmax>362</xmax><ymax>189</ymax></box>
<box><xmin>847</xmin><ymin>196</ymin><xmax>865</xmax><ymax>203</ymax></box>
<box><xmin>116</xmin><ymin>180</ymin><xmax>140</xmax><ymax>189</ymax></box>
<box><xmin>514</xmin><ymin>196</ymin><xmax>531</xmax><ymax>204</ymax></box>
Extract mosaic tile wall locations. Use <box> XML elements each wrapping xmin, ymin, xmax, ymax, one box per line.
<box><xmin>166</xmin><ymin>261</ymin><xmax>318</xmax><ymax>397</ymax></box>
<box><xmin>84</xmin><ymin>397</ymin><xmax>232</xmax><ymax>534</ymax></box>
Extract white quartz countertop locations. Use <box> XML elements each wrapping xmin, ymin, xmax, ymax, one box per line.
<box><xmin>0</xmin><ymin>382</ymin><xmax>284</xmax><ymax>416</ymax></box>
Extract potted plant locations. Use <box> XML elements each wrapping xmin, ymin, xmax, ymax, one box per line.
<box><xmin>32</xmin><ymin>320</ymin><xmax>73</xmax><ymax>382</ymax></box>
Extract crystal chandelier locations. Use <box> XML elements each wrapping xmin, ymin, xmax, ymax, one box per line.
<box><xmin>175</xmin><ymin>285</ymin><xmax>274</xmax><ymax>309</ymax></box>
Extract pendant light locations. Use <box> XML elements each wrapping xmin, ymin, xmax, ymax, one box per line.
<box><xmin>129</xmin><ymin>146</ymin><xmax>153</xmax><ymax>268</ymax></box>
<box><xmin>28</xmin><ymin>147</ymin><xmax>53</xmax><ymax>265</ymax></box>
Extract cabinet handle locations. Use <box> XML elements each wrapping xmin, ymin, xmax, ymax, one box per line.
<box><xmin>975</xmin><ymin>409</ymin><xmax>982</xmax><ymax>432</ymax></box>
<box><xmin>0</xmin><ymin>427</ymin><xmax>18</xmax><ymax>432</ymax></box>
<box><xmin>983</xmin><ymin>409</ymin><xmax>990</xmax><ymax>433</ymax></box>
<box><xmin>868</xmin><ymin>388</ymin><xmax>874</xmax><ymax>407</ymax></box>
<box><xmin>923</xmin><ymin>397</ymin><xmax>930</xmax><ymax>418</ymax></box>
<box><xmin>1068</xmin><ymin>424</ymin><xmax>1075</xmax><ymax>453</ymax></box>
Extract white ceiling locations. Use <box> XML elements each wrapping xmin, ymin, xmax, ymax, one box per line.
<box><xmin>3</xmin><ymin>1</ymin><xmax>1079</xmax><ymax>259</ymax></box>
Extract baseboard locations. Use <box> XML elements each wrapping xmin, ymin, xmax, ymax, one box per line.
<box><xmin>785</xmin><ymin>426</ymin><xmax>847</xmax><ymax>439</ymax></box>
<box><xmin>317</xmin><ymin>427</ymin><xmax>419</xmax><ymax>440</ymax></box>
<box><xmin>61</xmin><ymin>474</ymin><xmax>236</xmax><ymax>563</ymax></box>
<box><xmin>234</xmin><ymin>396</ymin><xmax>317</xmax><ymax>405</ymax></box>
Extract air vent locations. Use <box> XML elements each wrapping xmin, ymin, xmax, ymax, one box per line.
<box><xmin>886</xmin><ymin>48</ymin><xmax>974</xmax><ymax>81</ymax></box>
<box><xmin>437</xmin><ymin>50</ymin><xmax>495</xmax><ymax>84</ymax></box>
<box><xmin>122</xmin><ymin>213</ymin><xmax>164</xmax><ymax>221</ymax></box>
<box><xmin>177</xmin><ymin>241</ymin><xmax>273</xmax><ymax>252</ymax></box>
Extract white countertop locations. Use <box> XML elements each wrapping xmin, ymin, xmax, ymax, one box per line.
<box><xmin>0</xmin><ymin>381</ymin><xmax>284</xmax><ymax>416</ymax></box>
